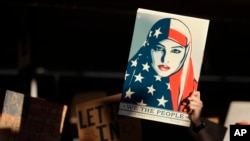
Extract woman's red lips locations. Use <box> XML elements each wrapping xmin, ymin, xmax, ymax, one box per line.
<box><xmin>158</xmin><ymin>65</ymin><xmax>170</xmax><ymax>71</ymax></box>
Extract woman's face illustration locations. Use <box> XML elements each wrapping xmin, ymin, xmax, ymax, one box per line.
<box><xmin>151</xmin><ymin>39</ymin><xmax>186</xmax><ymax>77</ymax></box>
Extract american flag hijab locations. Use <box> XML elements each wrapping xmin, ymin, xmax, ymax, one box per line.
<box><xmin>121</xmin><ymin>18</ymin><xmax>198</xmax><ymax>111</ymax></box>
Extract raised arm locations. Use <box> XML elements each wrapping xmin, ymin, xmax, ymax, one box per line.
<box><xmin>182</xmin><ymin>91</ymin><xmax>215</xmax><ymax>141</ymax></box>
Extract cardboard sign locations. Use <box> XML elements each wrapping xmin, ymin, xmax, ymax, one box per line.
<box><xmin>118</xmin><ymin>8</ymin><xmax>210</xmax><ymax>127</ymax></box>
<box><xmin>76</xmin><ymin>93</ymin><xmax>142</xmax><ymax>141</ymax></box>
<box><xmin>0</xmin><ymin>90</ymin><xmax>67</xmax><ymax>141</ymax></box>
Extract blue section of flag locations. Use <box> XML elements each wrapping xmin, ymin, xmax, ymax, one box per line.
<box><xmin>120</xmin><ymin>19</ymin><xmax>173</xmax><ymax>110</ymax></box>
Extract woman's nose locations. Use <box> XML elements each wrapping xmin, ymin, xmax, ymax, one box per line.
<box><xmin>161</xmin><ymin>53</ymin><xmax>169</xmax><ymax>63</ymax></box>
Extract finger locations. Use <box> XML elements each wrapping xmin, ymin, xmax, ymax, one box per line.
<box><xmin>188</xmin><ymin>107</ymin><xmax>194</xmax><ymax>114</ymax></box>
<box><xmin>188</xmin><ymin>91</ymin><xmax>200</xmax><ymax>102</ymax></box>
<box><xmin>189</xmin><ymin>98</ymin><xmax>203</xmax><ymax>107</ymax></box>
<box><xmin>181</xmin><ymin>98</ymin><xmax>190</xmax><ymax>105</ymax></box>
<box><xmin>189</xmin><ymin>101</ymin><xmax>203</xmax><ymax>112</ymax></box>
<box><xmin>182</xmin><ymin>106</ymin><xmax>193</xmax><ymax>114</ymax></box>
<box><xmin>189</xmin><ymin>91</ymin><xmax>200</xmax><ymax>99</ymax></box>
<box><xmin>193</xmin><ymin>91</ymin><xmax>200</xmax><ymax>99</ymax></box>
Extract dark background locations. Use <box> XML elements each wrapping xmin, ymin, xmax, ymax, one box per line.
<box><xmin>1</xmin><ymin>0</ymin><xmax>250</xmax><ymax>140</ymax></box>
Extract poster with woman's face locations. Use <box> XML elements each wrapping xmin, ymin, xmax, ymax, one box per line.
<box><xmin>119</xmin><ymin>8</ymin><xmax>209</xmax><ymax>127</ymax></box>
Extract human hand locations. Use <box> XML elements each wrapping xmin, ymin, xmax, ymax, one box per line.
<box><xmin>182</xmin><ymin>91</ymin><xmax>203</xmax><ymax>125</ymax></box>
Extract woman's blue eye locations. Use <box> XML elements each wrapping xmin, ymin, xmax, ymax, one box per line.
<box><xmin>155</xmin><ymin>46</ymin><xmax>164</xmax><ymax>51</ymax></box>
<box><xmin>171</xmin><ymin>49</ymin><xmax>181</xmax><ymax>54</ymax></box>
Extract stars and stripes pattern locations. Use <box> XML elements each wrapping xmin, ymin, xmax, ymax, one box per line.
<box><xmin>120</xmin><ymin>18</ymin><xmax>198</xmax><ymax>112</ymax></box>
<box><xmin>121</xmin><ymin>55</ymin><xmax>173</xmax><ymax>109</ymax></box>
<box><xmin>121</xmin><ymin>18</ymin><xmax>175</xmax><ymax>110</ymax></box>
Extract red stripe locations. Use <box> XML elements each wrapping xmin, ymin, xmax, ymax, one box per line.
<box><xmin>169</xmin><ymin>28</ymin><xmax>187</xmax><ymax>47</ymax></box>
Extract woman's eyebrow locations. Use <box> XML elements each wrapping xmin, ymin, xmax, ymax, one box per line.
<box><xmin>172</xmin><ymin>46</ymin><xmax>184</xmax><ymax>49</ymax></box>
<box><xmin>157</xmin><ymin>43</ymin><xmax>165</xmax><ymax>47</ymax></box>
<box><xmin>157</xmin><ymin>42</ymin><xmax>184</xmax><ymax>49</ymax></box>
